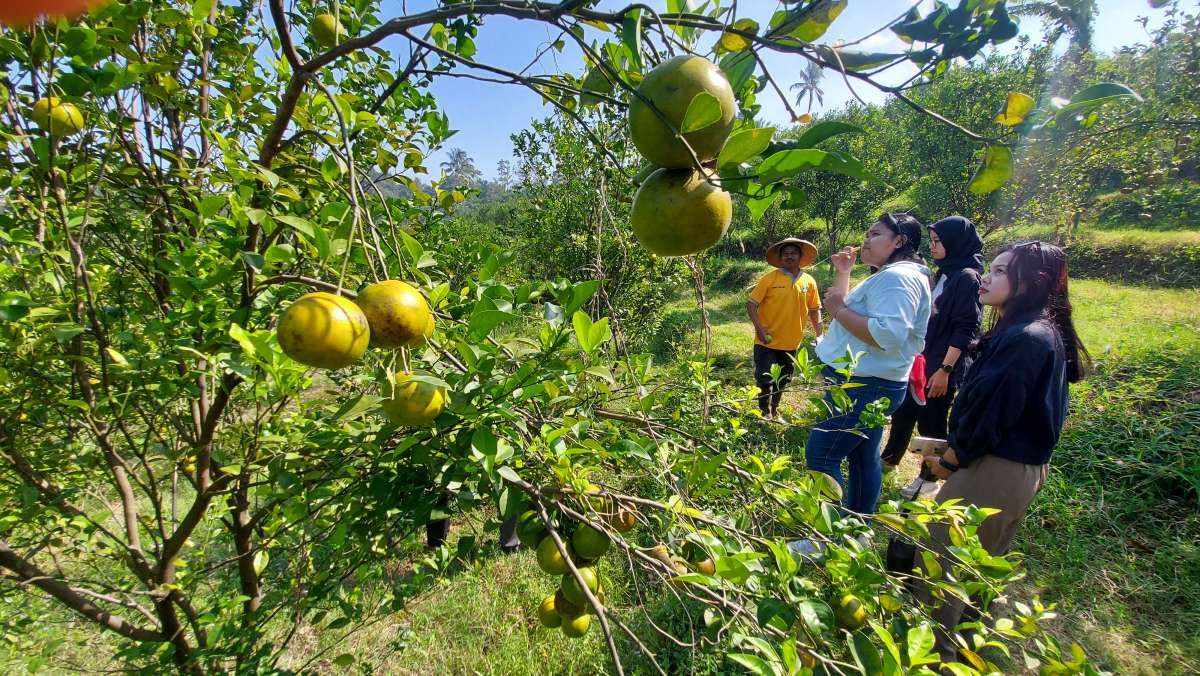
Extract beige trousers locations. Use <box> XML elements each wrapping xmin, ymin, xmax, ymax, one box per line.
<box><xmin>916</xmin><ymin>454</ymin><xmax>1049</xmax><ymax>662</ymax></box>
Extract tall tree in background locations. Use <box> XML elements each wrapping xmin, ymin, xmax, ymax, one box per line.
<box><xmin>440</xmin><ymin>147</ymin><xmax>482</xmax><ymax>189</ymax></box>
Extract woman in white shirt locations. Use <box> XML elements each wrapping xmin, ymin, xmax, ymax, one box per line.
<box><xmin>805</xmin><ymin>213</ymin><xmax>932</xmax><ymax>515</ymax></box>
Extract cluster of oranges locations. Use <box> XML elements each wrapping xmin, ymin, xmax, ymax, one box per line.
<box><xmin>626</xmin><ymin>56</ymin><xmax>737</xmax><ymax>257</ymax></box>
<box><xmin>518</xmin><ymin>490</ymin><xmax>637</xmax><ymax>639</ymax></box>
<box><xmin>276</xmin><ymin>282</ymin><xmax>445</xmax><ymax>427</ymax></box>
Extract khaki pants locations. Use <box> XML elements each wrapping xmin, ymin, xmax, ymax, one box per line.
<box><xmin>915</xmin><ymin>454</ymin><xmax>1049</xmax><ymax>662</ymax></box>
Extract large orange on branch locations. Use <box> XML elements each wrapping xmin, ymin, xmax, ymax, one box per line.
<box><xmin>0</xmin><ymin>0</ymin><xmax>100</xmax><ymax>26</ymax></box>
<box><xmin>276</xmin><ymin>292</ymin><xmax>370</xmax><ymax>369</ymax></box>
<box><xmin>628</xmin><ymin>55</ymin><xmax>736</xmax><ymax>168</ymax></box>
<box><xmin>355</xmin><ymin>280</ymin><xmax>434</xmax><ymax>348</ymax></box>
<box><xmin>380</xmin><ymin>372</ymin><xmax>446</xmax><ymax>426</ymax></box>
<box><xmin>630</xmin><ymin>168</ymin><xmax>731</xmax><ymax>256</ymax></box>
<box><xmin>31</xmin><ymin>97</ymin><xmax>84</xmax><ymax>136</ymax></box>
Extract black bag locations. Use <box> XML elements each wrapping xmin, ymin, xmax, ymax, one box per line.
<box><xmin>884</xmin><ymin>474</ymin><xmax>933</xmax><ymax>575</ymax></box>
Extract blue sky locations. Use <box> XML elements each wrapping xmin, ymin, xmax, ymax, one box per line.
<box><xmin>408</xmin><ymin>1</ymin><xmax>1172</xmax><ymax>180</ymax></box>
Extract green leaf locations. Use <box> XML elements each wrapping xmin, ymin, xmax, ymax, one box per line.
<box><xmin>579</xmin><ymin>67</ymin><xmax>614</xmax><ymax>107</ymax></box>
<box><xmin>967</xmin><ymin>145</ymin><xmax>1013</xmax><ymax>195</ymax></box>
<box><xmin>727</xmin><ymin>654</ymin><xmax>774</xmax><ymax>676</ymax></box>
<box><xmin>468</xmin><ymin>310</ymin><xmax>516</xmax><ymax>339</ymax></box>
<box><xmin>573</xmin><ymin>311</ymin><xmax>597</xmax><ymax>354</ymax></box>
<box><xmin>1053</xmin><ymin>82</ymin><xmax>1142</xmax><ymax>121</ymax></box>
<box><xmin>274</xmin><ymin>213</ymin><xmax>316</xmax><ymax>239</ymax></box>
<box><xmin>228</xmin><ymin>323</ymin><xmax>257</xmax><ymax>358</ymax></box>
<box><xmin>719</xmin><ymin>50</ymin><xmax>757</xmax><ymax>92</ymax></box>
<box><xmin>756</xmin><ymin>148</ymin><xmax>873</xmax><ymax>183</ymax></box>
<box><xmin>907</xmin><ymin>623</ymin><xmax>939</xmax><ymax>666</ymax></box>
<box><xmin>745</xmin><ymin>190</ymin><xmax>780</xmax><ymax>222</ymax></box>
<box><xmin>0</xmin><ymin>293</ymin><xmax>32</xmax><ymax>321</ymax></box>
<box><xmin>994</xmin><ymin>92</ymin><xmax>1036</xmax><ymax>126</ymax></box>
<box><xmin>718</xmin><ymin>127</ymin><xmax>774</xmax><ymax>167</ymax></box>
<box><xmin>621</xmin><ymin>9</ymin><xmax>643</xmax><ymax>72</ymax></box>
<box><xmin>331</xmin><ymin>653</ymin><xmax>355</xmax><ymax>667</ymax></box>
<box><xmin>791</xmin><ymin>120</ymin><xmax>862</xmax><ymax>149</ymax></box>
<box><xmin>191</xmin><ymin>0</ymin><xmax>215</xmax><ymax>21</ymax></box>
<box><xmin>815</xmin><ymin>45</ymin><xmax>903</xmax><ymax>71</ymax></box>
<box><xmin>680</xmin><ymin>91</ymin><xmax>722</xmax><ymax>134</ymax></box>
<box><xmin>850</xmin><ymin>631</ymin><xmax>883</xmax><ymax>674</ymax></box>
<box><xmin>769</xmin><ymin>0</ymin><xmax>847</xmax><ymax>42</ymax></box>
<box><xmin>252</xmin><ymin>550</ymin><xmax>269</xmax><ymax>576</ymax></box>
<box><xmin>330</xmin><ymin>394</ymin><xmax>382</xmax><ymax>422</ymax></box>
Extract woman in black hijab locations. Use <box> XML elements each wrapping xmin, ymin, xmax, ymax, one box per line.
<box><xmin>881</xmin><ymin>216</ymin><xmax>984</xmax><ymax>496</ymax></box>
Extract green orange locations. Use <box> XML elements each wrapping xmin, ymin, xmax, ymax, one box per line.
<box><xmin>380</xmin><ymin>371</ymin><xmax>446</xmax><ymax>426</ymax></box>
<box><xmin>630</xmin><ymin>168</ymin><xmax>732</xmax><ymax>256</ymax></box>
<box><xmin>628</xmin><ymin>55</ymin><xmax>736</xmax><ymax>167</ymax></box>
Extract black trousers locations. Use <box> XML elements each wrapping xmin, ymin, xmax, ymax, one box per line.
<box><xmin>753</xmin><ymin>344</ymin><xmax>798</xmax><ymax>415</ymax></box>
<box><xmin>426</xmin><ymin>495</ymin><xmax>519</xmax><ymax>549</ymax></box>
<box><xmin>880</xmin><ymin>386</ymin><xmax>955</xmax><ymax>466</ymax></box>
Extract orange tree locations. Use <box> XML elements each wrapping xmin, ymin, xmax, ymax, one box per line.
<box><xmin>0</xmin><ymin>1</ymin><xmax>1123</xmax><ymax>673</ymax></box>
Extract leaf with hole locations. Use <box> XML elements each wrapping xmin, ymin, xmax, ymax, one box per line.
<box><xmin>994</xmin><ymin>92</ymin><xmax>1035</xmax><ymax>126</ymax></box>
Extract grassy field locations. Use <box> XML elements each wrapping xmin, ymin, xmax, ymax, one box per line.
<box><xmin>4</xmin><ymin>236</ymin><xmax>1195</xmax><ymax>675</ymax></box>
<box><xmin>337</xmin><ymin>252</ymin><xmax>1198</xmax><ymax>675</ymax></box>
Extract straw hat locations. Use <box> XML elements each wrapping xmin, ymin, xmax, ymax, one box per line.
<box><xmin>765</xmin><ymin>237</ymin><xmax>818</xmax><ymax>268</ymax></box>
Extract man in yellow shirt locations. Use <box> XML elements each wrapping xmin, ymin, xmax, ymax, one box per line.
<box><xmin>746</xmin><ymin>238</ymin><xmax>822</xmax><ymax>418</ymax></box>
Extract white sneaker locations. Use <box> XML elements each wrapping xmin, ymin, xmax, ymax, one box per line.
<box><xmin>900</xmin><ymin>477</ymin><xmax>940</xmax><ymax>500</ymax></box>
<box><xmin>788</xmin><ymin>538</ymin><xmax>827</xmax><ymax>563</ymax></box>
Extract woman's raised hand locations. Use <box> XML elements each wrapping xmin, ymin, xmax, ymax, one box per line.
<box><xmin>830</xmin><ymin>246</ymin><xmax>858</xmax><ymax>275</ymax></box>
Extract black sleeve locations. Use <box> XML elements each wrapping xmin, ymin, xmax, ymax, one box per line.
<box><xmin>948</xmin><ymin>330</ymin><xmax>1053</xmax><ymax>467</ymax></box>
<box><xmin>945</xmin><ymin>272</ymin><xmax>983</xmax><ymax>352</ymax></box>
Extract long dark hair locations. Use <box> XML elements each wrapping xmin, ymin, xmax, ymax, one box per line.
<box><xmin>988</xmin><ymin>241</ymin><xmax>1090</xmax><ymax>383</ymax></box>
<box><xmin>878</xmin><ymin>212</ymin><xmax>924</xmax><ymax>266</ymax></box>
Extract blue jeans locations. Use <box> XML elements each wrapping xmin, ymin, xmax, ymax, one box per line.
<box><xmin>805</xmin><ymin>367</ymin><xmax>908</xmax><ymax>515</ymax></box>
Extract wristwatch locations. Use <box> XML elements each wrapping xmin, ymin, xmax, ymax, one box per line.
<box><xmin>938</xmin><ymin>457</ymin><xmax>960</xmax><ymax>472</ymax></box>
<box><xmin>940</xmin><ymin>363</ymin><xmax>954</xmax><ymax>374</ymax></box>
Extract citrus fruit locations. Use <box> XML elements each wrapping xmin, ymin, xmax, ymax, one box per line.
<box><xmin>276</xmin><ymin>292</ymin><xmax>370</xmax><ymax>369</ymax></box>
<box><xmin>516</xmin><ymin>510</ymin><xmax>547</xmax><ymax>549</ymax></box>
<box><xmin>572</xmin><ymin>524</ymin><xmax>610</xmax><ymax>560</ymax></box>
<box><xmin>630</xmin><ymin>168</ymin><xmax>731</xmax><ymax>256</ymax></box>
<box><xmin>380</xmin><ymin>371</ymin><xmax>446</xmax><ymax>426</ymax></box>
<box><xmin>628</xmin><ymin>55</ymin><xmax>736</xmax><ymax>167</ymax></box>
<box><xmin>30</xmin><ymin>97</ymin><xmax>84</xmax><ymax>136</ymax></box>
<box><xmin>691</xmin><ymin>558</ymin><xmax>716</xmax><ymax>576</ymax></box>
<box><xmin>0</xmin><ymin>0</ymin><xmax>98</xmax><ymax>26</ymax></box>
<box><xmin>834</xmin><ymin>593</ymin><xmax>869</xmax><ymax>631</ymax></box>
<box><xmin>609</xmin><ymin>508</ymin><xmax>637</xmax><ymax>533</ymax></box>
<box><xmin>561</xmin><ymin>613</ymin><xmax>591</xmax><ymax>638</ymax></box>
<box><xmin>553</xmin><ymin>588</ymin><xmax>584</xmax><ymax>618</ymax></box>
<box><xmin>310</xmin><ymin>13</ymin><xmax>346</xmax><ymax>47</ymax></box>
<box><xmin>560</xmin><ymin>566</ymin><xmax>601</xmax><ymax>606</ymax></box>
<box><xmin>536</xmin><ymin>536</ymin><xmax>573</xmax><ymax>575</ymax></box>
<box><xmin>537</xmin><ymin>594</ymin><xmax>561</xmax><ymax>628</ymax></box>
<box><xmin>355</xmin><ymin>280</ymin><xmax>433</xmax><ymax>348</ymax></box>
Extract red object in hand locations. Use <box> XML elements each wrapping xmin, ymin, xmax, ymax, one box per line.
<box><xmin>908</xmin><ymin>354</ymin><xmax>927</xmax><ymax>406</ymax></box>
<box><xmin>0</xmin><ymin>0</ymin><xmax>101</xmax><ymax>26</ymax></box>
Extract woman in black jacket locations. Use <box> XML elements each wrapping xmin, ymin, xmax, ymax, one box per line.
<box><xmin>881</xmin><ymin>216</ymin><xmax>983</xmax><ymax>497</ymax></box>
<box><xmin>916</xmin><ymin>241</ymin><xmax>1089</xmax><ymax>662</ymax></box>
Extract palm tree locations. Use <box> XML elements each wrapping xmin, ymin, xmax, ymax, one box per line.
<box><xmin>789</xmin><ymin>60</ymin><xmax>825</xmax><ymax>114</ymax></box>
<box><xmin>440</xmin><ymin>148</ymin><xmax>481</xmax><ymax>189</ymax></box>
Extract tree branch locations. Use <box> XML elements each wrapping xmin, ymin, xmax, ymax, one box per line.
<box><xmin>0</xmin><ymin>540</ymin><xmax>167</xmax><ymax>643</ymax></box>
